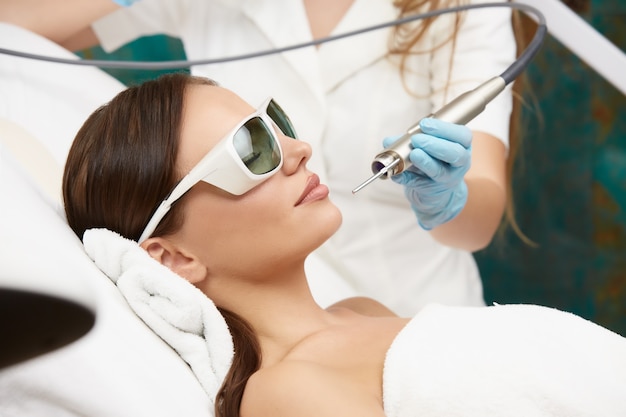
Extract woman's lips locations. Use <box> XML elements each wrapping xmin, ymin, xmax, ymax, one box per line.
<box><xmin>295</xmin><ymin>174</ymin><xmax>329</xmax><ymax>206</ymax></box>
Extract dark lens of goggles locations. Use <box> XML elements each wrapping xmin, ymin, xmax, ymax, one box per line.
<box><xmin>233</xmin><ymin>117</ymin><xmax>282</xmax><ymax>175</ymax></box>
<box><xmin>267</xmin><ymin>99</ymin><xmax>298</xmax><ymax>139</ymax></box>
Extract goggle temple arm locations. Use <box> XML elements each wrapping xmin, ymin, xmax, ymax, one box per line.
<box><xmin>137</xmin><ymin>200</ymin><xmax>172</xmax><ymax>244</ymax></box>
<box><xmin>137</xmin><ymin>166</ymin><xmax>213</xmax><ymax>244</ymax></box>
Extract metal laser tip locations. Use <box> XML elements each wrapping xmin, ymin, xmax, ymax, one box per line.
<box><xmin>352</xmin><ymin>159</ymin><xmax>399</xmax><ymax>194</ymax></box>
<box><xmin>352</xmin><ymin>170</ymin><xmax>385</xmax><ymax>194</ymax></box>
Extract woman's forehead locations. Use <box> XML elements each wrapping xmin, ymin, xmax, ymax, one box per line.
<box><xmin>177</xmin><ymin>85</ymin><xmax>253</xmax><ymax>171</ymax></box>
<box><xmin>186</xmin><ymin>84</ymin><xmax>252</xmax><ymax>115</ymax></box>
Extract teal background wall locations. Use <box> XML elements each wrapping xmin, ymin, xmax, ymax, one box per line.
<box><xmin>78</xmin><ymin>35</ymin><xmax>189</xmax><ymax>86</ymax></box>
<box><xmin>475</xmin><ymin>0</ymin><xmax>626</xmax><ymax>337</ymax></box>
<box><xmin>79</xmin><ymin>1</ymin><xmax>626</xmax><ymax>336</ymax></box>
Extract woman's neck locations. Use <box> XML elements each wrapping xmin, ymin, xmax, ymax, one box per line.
<box><xmin>211</xmin><ymin>263</ymin><xmax>338</xmax><ymax>367</ymax></box>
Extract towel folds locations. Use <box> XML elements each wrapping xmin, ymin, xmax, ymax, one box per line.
<box><xmin>83</xmin><ymin>228</ymin><xmax>234</xmax><ymax>408</ymax></box>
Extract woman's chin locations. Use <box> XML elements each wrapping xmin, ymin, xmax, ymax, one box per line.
<box><xmin>317</xmin><ymin>207</ymin><xmax>343</xmax><ymax>244</ymax></box>
<box><xmin>299</xmin><ymin>200</ymin><xmax>343</xmax><ymax>251</ymax></box>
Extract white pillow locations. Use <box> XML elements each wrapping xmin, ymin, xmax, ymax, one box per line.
<box><xmin>0</xmin><ymin>145</ymin><xmax>212</xmax><ymax>416</ymax></box>
<box><xmin>0</xmin><ymin>24</ymin><xmax>212</xmax><ymax>416</ymax></box>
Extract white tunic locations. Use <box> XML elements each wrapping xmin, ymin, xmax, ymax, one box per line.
<box><xmin>93</xmin><ymin>0</ymin><xmax>516</xmax><ymax>315</ymax></box>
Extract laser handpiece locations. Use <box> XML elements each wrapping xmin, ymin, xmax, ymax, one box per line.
<box><xmin>352</xmin><ymin>76</ymin><xmax>506</xmax><ymax>194</ymax></box>
<box><xmin>352</xmin><ymin>2</ymin><xmax>547</xmax><ymax>194</ymax></box>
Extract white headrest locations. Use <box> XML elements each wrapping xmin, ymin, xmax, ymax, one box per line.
<box><xmin>0</xmin><ymin>22</ymin><xmax>125</xmax><ymax>167</ymax></box>
<box><xmin>0</xmin><ymin>24</ymin><xmax>212</xmax><ymax>416</ymax></box>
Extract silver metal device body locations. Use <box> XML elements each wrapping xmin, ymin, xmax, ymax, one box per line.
<box><xmin>369</xmin><ymin>76</ymin><xmax>506</xmax><ymax>181</ymax></box>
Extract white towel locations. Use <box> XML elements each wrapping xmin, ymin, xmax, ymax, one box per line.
<box><xmin>83</xmin><ymin>228</ymin><xmax>234</xmax><ymax>408</ymax></box>
<box><xmin>383</xmin><ymin>303</ymin><xmax>626</xmax><ymax>417</ymax></box>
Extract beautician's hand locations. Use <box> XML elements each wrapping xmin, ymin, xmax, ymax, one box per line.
<box><xmin>383</xmin><ymin>118</ymin><xmax>472</xmax><ymax>230</ymax></box>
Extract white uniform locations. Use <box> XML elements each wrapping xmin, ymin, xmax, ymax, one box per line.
<box><xmin>93</xmin><ymin>0</ymin><xmax>516</xmax><ymax>316</ymax></box>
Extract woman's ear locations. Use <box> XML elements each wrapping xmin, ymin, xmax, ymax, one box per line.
<box><xmin>141</xmin><ymin>238</ymin><xmax>207</xmax><ymax>284</ymax></box>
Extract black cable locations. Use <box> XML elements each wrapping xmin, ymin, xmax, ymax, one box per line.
<box><xmin>0</xmin><ymin>2</ymin><xmax>545</xmax><ymax>77</ymax></box>
<box><xmin>499</xmin><ymin>11</ymin><xmax>547</xmax><ymax>83</ymax></box>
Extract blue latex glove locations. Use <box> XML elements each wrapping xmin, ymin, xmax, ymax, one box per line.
<box><xmin>383</xmin><ymin>117</ymin><xmax>472</xmax><ymax>230</ymax></box>
<box><xmin>112</xmin><ymin>0</ymin><xmax>140</xmax><ymax>6</ymax></box>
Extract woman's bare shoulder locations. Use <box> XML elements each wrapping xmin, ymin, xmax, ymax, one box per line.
<box><xmin>240</xmin><ymin>360</ymin><xmax>385</xmax><ymax>417</ymax></box>
<box><xmin>327</xmin><ymin>296</ymin><xmax>398</xmax><ymax>317</ymax></box>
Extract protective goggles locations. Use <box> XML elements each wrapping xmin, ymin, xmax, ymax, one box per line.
<box><xmin>138</xmin><ymin>98</ymin><xmax>297</xmax><ymax>243</ymax></box>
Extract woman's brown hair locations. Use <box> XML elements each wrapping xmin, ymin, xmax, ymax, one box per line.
<box><xmin>63</xmin><ymin>72</ymin><xmax>202</xmax><ymax>241</ymax></box>
<box><xmin>62</xmin><ymin>72</ymin><xmax>261</xmax><ymax>417</ymax></box>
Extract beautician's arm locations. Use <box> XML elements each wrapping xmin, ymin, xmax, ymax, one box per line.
<box><xmin>430</xmin><ymin>131</ymin><xmax>507</xmax><ymax>251</ymax></box>
<box><xmin>0</xmin><ymin>0</ymin><xmax>117</xmax><ymax>50</ymax></box>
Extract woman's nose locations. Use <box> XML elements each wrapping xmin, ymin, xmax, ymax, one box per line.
<box><xmin>280</xmin><ymin>136</ymin><xmax>312</xmax><ymax>174</ymax></box>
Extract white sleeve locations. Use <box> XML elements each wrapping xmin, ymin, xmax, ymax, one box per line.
<box><xmin>92</xmin><ymin>0</ymin><xmax>191</xmax><ymax>53</ymax></box>
<box><xmin>429</xmin><ymin>0</ymin><xmax>517</xmax><ymax>147</ymax></box>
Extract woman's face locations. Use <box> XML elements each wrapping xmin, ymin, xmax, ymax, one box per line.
<box><xmin>166</xmin><ymin>84</ymin><xmax>342</xmax><ymax>279</ymax></box>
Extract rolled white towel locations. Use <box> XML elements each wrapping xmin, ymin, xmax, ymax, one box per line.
<box><xmin>83</xmin><ymin>228</ymin><xmax>234</xmax><ymax>408</ymax></box>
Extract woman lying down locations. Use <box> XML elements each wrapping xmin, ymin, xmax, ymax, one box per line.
<box><xmin>62</xmin><ymin>73</ymin><xmax>626</xmax><ymax>417</ymax></box>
